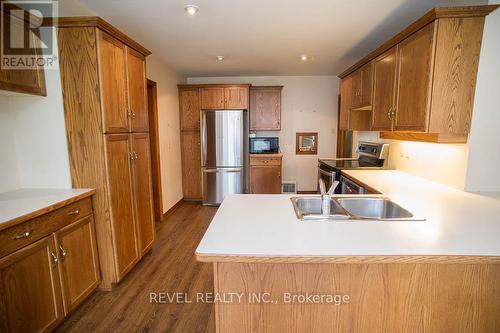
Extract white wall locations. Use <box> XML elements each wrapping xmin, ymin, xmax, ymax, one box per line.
<box><xmin>147</xmin><ymin>57</ymin><xmax>185</xmax><ymax>212</ymax></box>
<box><xmin>465</xmin><ymin>1</ymin><xmax>500</xmax><ymax>192</ymax></box>
<box><xmin>187</xmin><ymin>76</ymin><xmax>339</xmax><ymax>191</ymax></box>
<box><xmin>0</xmin><ymin>98</ymin><xmax>21</xmax><ymax>192</ymax></box>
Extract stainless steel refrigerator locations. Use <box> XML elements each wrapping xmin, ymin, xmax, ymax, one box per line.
<box><xmin>201</xmin><ymin>110</ymin><xmax>248</xmax><ymax>206</ymax></box>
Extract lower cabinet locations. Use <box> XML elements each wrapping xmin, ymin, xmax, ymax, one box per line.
<box><xmin>249</xmin><ymin>155</ymin><xmax>282</xmax><ymax>194</ymax></box>
<box><xmin>181</xmin><ymin>131</ymin><xmax>202</xmax><ymax>200</ymax></box>
<box><xmin>0</xmin><ymin>211</ymin><xmax>100</xmax><ymax>332</ymax></box>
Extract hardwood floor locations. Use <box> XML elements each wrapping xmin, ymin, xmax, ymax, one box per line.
<box><xmin>57</xmin><ymin>202</ymin><xmax>217</xmax><ymax>333</ymax></box>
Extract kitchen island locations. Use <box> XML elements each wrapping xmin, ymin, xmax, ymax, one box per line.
<box><xmin>196</xmin><ymin>170</ymin><xmax>500</xmax><ymax>332</ymax></box>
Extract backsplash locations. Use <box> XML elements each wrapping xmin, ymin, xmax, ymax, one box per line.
<box><xmin>354</xmin><ymin>131</ymin><xmax>469</xmax><ymax>190</ymax></box>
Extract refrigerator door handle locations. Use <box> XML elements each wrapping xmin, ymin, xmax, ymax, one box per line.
<box><xmin>203</xmin><ymin>168</ymin><xmax>241</xmax><ymax>173</ymax></box>
<box><xmin>200</xmin><ymin>112</ymin><xmax>207</xmax><ymax>166</ymax></box>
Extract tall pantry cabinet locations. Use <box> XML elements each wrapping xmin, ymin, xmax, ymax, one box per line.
<box><xmin>55</xmin><ymin>17</ymin><xmax>155</xmax><ymax>289</ymax></box>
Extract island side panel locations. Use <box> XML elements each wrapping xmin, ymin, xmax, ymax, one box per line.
<box><xmin>213</xmin><ymin>262</ymin><xmax>500</xmax><ymax>333</ymax></box>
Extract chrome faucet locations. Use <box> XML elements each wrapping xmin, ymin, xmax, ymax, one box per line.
<box><xmin>318</xmin><ymin>179</ymin><xmax>337</xmax><ymax>215</ymax></box>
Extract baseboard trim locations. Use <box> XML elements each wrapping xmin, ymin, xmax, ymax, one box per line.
<box><xmin>161</xmin><ymin>198</ymin><xmax>184</xmax><ymax>221</ymax></box>
<box><xmin>297</xmin><ymin>190</ymin><xmax>318</xmax><ymax>194</ymax></box>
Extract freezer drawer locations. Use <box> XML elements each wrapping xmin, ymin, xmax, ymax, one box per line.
<box><xmin>202</xmin><ymin>168</ymin><xmax>243</xmax><ymax>205</ymax></box>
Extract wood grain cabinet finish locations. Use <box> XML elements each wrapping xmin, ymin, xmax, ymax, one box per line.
<box><xmin>201</xmin><ymin>87</ymin><xmax>225</xmax><ymax>109</ymax></box>
<box><xmin>224</xmin><ymin>86</ymin><xmax>249</xmax><ymax>109</ymax></box>
<box><xmin>98</xmin><ymin>32</ymin><xmax>129</xmax><ymax>133</ymax></box>
<box><xmin>0</xmin><ymin>195</ymin><xmax>99</xmax><ymax>333</ymax></box>
<box><xmin>55</xmin><ymin>216</ymin><xmax>100</xmax><ymax>314</ymax></box>
<box><xmin>0</xmin><ymin>235</ymin><xmax>64</xmax><ymax>333</ymax></box>
<box><xmin>180</xmin><ymin>88</ymin><xmax>201</xmax><ymax>130</ymax></box>
<box><xmin>249</xmin><ymin>156</ymin><xmax>282</xmax><ymax>194</ymax></box>
<box><xmin>56</xmin><ymin>19</ymin><xmax>154</xmax><ymax>289</ymax></box>
<box><xmin>131</xmin><ymin>133</ymin><xmax>155</xmax><ymax>254</ymax></box>
<box><xmin>181</xmin><ymin>131</ymin><xmax>202</xmax><ymax>200</ymax></box>
<box><xmin>0</xmin><ymin>10</ymin><xmax>46</xmax><ymax>96</ymax></box>
<box><xmin>350</xmin><ymin>63</ymin><xmax>373</xmax><ymax>109</ymax></box>
<box><xmin>127</xmin><ymin>48</ymin><xmax>148</xmax><ymax>132</ymax></box>
<box><xmin>371</xmin><ymin>47</ymin><xmax>398</xmax><ymax>131</ymax></box>
<box><xmin>250</xmin><ymin>86</ymin><xmax>282</xmax><ymax>131</ymax></box>
<box><xmin>338</xmin><ymin>77</ymin><xmax>351</xmax><ymax>131</ymax></box>
<box><xmin>105</xmin><ymin>134</ymin><xmax>139</xmax><ymax>279</ymax></box>
<box><xmin>339</xmin><ymin>6</ymin><xmax>498</xmax><ymax>143</ymax></box>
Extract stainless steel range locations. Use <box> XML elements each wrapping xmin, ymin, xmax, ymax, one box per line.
<box><xmin>318</xmin><ymin>141</ymin><xmax>389</xmax><ymax>194</ymax></box>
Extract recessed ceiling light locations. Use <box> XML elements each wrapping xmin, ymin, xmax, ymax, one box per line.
<box><xmin>216</xmin><ymin>56</ymin><xmax>225</xmax><ymax>61</ymax></box>
<box><xmin>300</xmin><ymin>55</ymin><xmax>310</xmax><ymax>61</ymax></box>
<box><xmin>184</xmin><ymin>5</ymin><xmax>199</xmax><ymax>15</ymax></box>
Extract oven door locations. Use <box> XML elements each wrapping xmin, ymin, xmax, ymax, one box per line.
<box><xmin>339</xmin><ymin>175</ymin><xmax>365</xmax><ymax>194</ymax></box>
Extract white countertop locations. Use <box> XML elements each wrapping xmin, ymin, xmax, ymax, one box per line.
<box><xmin>0</xmin><ymin>188</ymin><xmax>95</xmax><ymax>228</ymax></box>
<box><xmin>196</xmin><ymin>170</ymin><xmax>500</xmax><ymax>258</ymax></box>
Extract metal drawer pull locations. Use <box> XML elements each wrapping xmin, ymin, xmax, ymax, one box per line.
<box><xmin>13</xmin><ymin>230</ymin><xmax>32</xmax><ymax>240</ymax></box>
<box><xmin>50</xmin><ymin>252</ymin><xmax>58</xmax><ymax>267</ymax></box>
<box><xmin>59</xmin><ymin>245</ymin><xmax>67</xmax><ymax>260</ymax></box>
<box><xmin>68</xmin><ymin>209</ymin><xmax>80</xmax><ymax>215</ymax></box>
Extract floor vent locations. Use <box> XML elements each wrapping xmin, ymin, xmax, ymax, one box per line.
<box><xmin>282</xmin><ymin>181</ymin><xmax>297</xmax><ymax>194</ymax></box>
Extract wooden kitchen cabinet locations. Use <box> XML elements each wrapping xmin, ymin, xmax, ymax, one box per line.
<box><xmin>0</xmin><ymin>236</ymin><xmax>64</xmax><ymax>333</ymax></box>
<box><xmin>57</xmin><ymin>17</ymin><xmax>154</xmax><ymax>289</ymax></box>
<box><xmin>127</xmin><ymin>48</ymin><xmax>148</xmax><ymax>132</ymax></box>
<box><xmin>0</xmin><ymin>9</ymin><xmax>46</xmax><ymax>96</ymax></box>
<box><xmin>55</xmin><ymin>216</ymin><xmax>100</xmax><ymax>314</ymax></box>
<box><xmin>339</xmin><ymin>77</ymin><xmax>371</xmax><ymax>131</ymax></box>
<box><xmin>131</xmin><ymin>133</ymin><xmax>155</xmax><ymax>255</ymax></box>
<box><xmin>394</xmin><ymin>22</ymin><xmax>435</xmax><ymax>132</ymax></box>
<box><xmin>105</xmin><ymin>134</ymin><xmax>140</xmax><ymax>279</ymax></box>
<box><xmin>225</xmin><ymin>86</ymin><xmax>249</xmax><ymax>109</ymax></box>
<box><xmin>350</xmin><ymin>63</ymin><xmax>373</xmax><ymax>109</ymax></box>
<box><xmin>250</xmin><ymin>86</ymin><xmax>282</xmax><ymax>131</ymax></box>
<box><xmin>180</xmin><ymin>88</ymin><xmax>201</xmax><ymax>130</ymax></box>
<box><xmin>249</xmin><ymin>155</ymin><xmax>282</xmax><ymax>194</ymax></box>
<box><xmin>371</xmin><ymin>47</ymin><xmax>397</xmax><ymax>131</ymax></box>
<box><xmin>98</xmin><ymin>31</ymin><xmax>129</xmax><ymax>133</ymax></box>
<box><xmin>181</xmin><ymin>131</ymin><xmax>202</xmax><ymax>200</ymax></box>
<box><xmin>339</xmin><ymin>6</ymin><xmax>497</xmax><ymax>143</ymax></box>
<box><xmin>201</xmin><ymin>87</ymin><xmax>225</xmax><ymax>109</ymax></box>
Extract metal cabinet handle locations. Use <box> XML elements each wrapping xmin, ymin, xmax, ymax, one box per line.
<box><xmin>134</xmin><ymin>151</ymin><xmax>138</xmax><ymax>160</ymax></box>
<box><xmin>68</xmin><ymin>209</ymin><xmax>80</xmax><ymax>216</ymax></box>
<box><xmin>387</xmin><ymin>107</ymin><xmax>393</xmax><ymax>119</ymax></box>
<box><xmin>127</xmin><ymin>111</ymin><xmax>136</xmax><ymax>118</ymax></box>
<box><xmin>129</xmin><ymin>152</ymin><xmax>138</xmax><ymax>161</ymax></box>
<box><xmin>59</xmin><ymin>245</ymin><xmax>67</xmax><ymax>261</ymax></box>
<box><xmin>50</xmin><ymin>252</ymin><xmax>58</xmax><ymax>267</ymax></box>
<box><xmin>13</xmin><ymin>230</ymin><xmax>32</xmax><ymax>240</ymax></box>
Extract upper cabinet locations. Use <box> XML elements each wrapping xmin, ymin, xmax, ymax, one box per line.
<box><xmin>201</xmin><ymin>85</ymin><xmax>250</xmax><ymax>110</ymax></box>
<box><xmin>127</xmin><ymin>48</ymin><xmax>148</xmax><ymax>132</ymax></box>
<box><xmin>339</xmin><ymin>76</ymin><xmax>371</xmax><ymax>131</ymax></box>
<box><xmin>179</xmin><ymin>88</ymin><xmax>201</xmax><ymax>130</ymax></box>
<box><xmin>250</xmin><ymin>86</ymin><xmax>282</xmax><ymax>131</ymax></box>
<box><xmin>338</xmin><ymin>5</ymin><xmax>499</xmax><ymax>143</ymax></box>
<box><xmin>0</xmin><ymin>8</ymin><xmax>46</xmax><ymax>96</ymax></box>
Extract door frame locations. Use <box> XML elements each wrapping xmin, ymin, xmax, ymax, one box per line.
<box><xmin>147</xmin><ymin>79</ymin><xmax>163</xmax><ymax>221</ymax></box>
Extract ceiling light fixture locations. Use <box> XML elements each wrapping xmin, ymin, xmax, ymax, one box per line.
<box><xmin>216</xmin><ymin>55</ymin><xmax>225</xmax><ymax>61</ymax></box>
<box><xmin>184</xmin><ymin>5</ymin><xmax>199</xmax><ymax>15</ymax></box>
<box><xmin>300</xmin><ymin>55</ymin><xmax>310</xmax><ymax>61</ymax></box>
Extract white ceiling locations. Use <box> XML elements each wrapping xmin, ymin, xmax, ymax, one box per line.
<box><xmin>78</xmin><ymin>0</ymin><xmax>487</xmax><ymax>77</ymax></box>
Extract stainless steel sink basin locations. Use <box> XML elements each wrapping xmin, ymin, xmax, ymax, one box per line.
<box><xmin>291</xmin><ymin>196</ymin><xmax>349</xmax><ymax>220</ymax></box>
<box><xmin>336</xmin><ymin>197</ymin><xmax>414</xmax><ymax>220</ymax></box>
<box><xmin>291</xmin><ymin>196</ymin><xmax>419</xmax><ymax>221</ymax></box>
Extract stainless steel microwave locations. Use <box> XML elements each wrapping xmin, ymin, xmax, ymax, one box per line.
<box><xmin>249</xmin><ymin>137</ymin><xmax>279</xmax><ymax>154</ymax></box>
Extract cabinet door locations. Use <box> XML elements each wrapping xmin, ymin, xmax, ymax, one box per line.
<box><xmin>372</xmin><ymin>47</ymin><xmax>398</xmax><ymax>131</ymax></box>
<box><xmin>250</xmin><ymin>166</ymin><xmax>282</xmax><ymax>194</ymax></box>
<box><xmin>0</xmin><ymin>235</ymin><xmax>64</xmax><ymax>333</ymax></box>
<box><xmin>395</xmin><ymin>23</ymin><xmax>435</xmax><ymax>131</ymax></box>
<box><xmin>181</xmin><ymin>131</ymin><xmax>202</xmax><ymax>199</ymax></box>
<box><xmin>225</xmin><ymin>87</ymin><xmax>249</xmax><ymax>109</ymax></box>
<box><xmin>104</xmin><ymin>134</ymin><xmax>139</xmax><ymax>279</ymax></box>
<box><xmin>55</xmin><ymin>216</ymin><xmax>100</xmax><ymax>314</ymax></box>
<box><xmin>0</xmin><ymin>11</ymin><xmax>46</xmax><ymax>96</ymax></box>
<box><xmin>127</xmin><ymin>47</ymin><xmax>148</xmax><ymax>132</ymax></box>
<box><xmin>201</xmin><ymin>87</ymin><xmax>225</xmax><ymax>109</ymax></box>
<box><xmin>131</xmin><ymin>133</ymin><xmax>155</xmax><ymax>254</ymax></box>
<box><xmin>180</xmin><ymin>88</ymin><xmax>200</xmax><ymax>130</ymax></box>
<box><xmin>98</xmin><ymin>32</ymin><xmax>129</xmax><ymax>133</ymax></box>
<box><xmin>339</xmin><ymin>77</ymin><xmax>352</xmax><ymax>131</ymax></box>
<box><xmin>360</xmin><ymin>62</ymin><xmax>373</xmax><ymax>107</ymax></box>
<box><xmin>350</xmin><ymin>70</ymin><xmax>362</xmax><ymax>109</ymax></box>
<box><xmin>249</xmin><ymin>87</ymin><xmax>282</xmax><ymax>130</ymax></box>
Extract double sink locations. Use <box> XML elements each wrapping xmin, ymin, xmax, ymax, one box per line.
<box><xmin>291</xmin><ymin>196</ymin><xmax>420</xmax><ymax>221</ymax></box>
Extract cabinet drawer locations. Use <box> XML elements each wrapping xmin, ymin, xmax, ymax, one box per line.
<box><xmin>0</xmin><ymin>198</ymin><xmax>92</xmax><ymax>258</ymax></box>
<box><xmin>250</xmin><ymin>157</ymin><xmax>281</xmax><ymax>166</ymax></box>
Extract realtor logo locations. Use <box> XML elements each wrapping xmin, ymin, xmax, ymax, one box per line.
<box><xmin>1</xmin><ymin>0</ymin><xmax>58</xmax><ymax>70</ymax></box>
